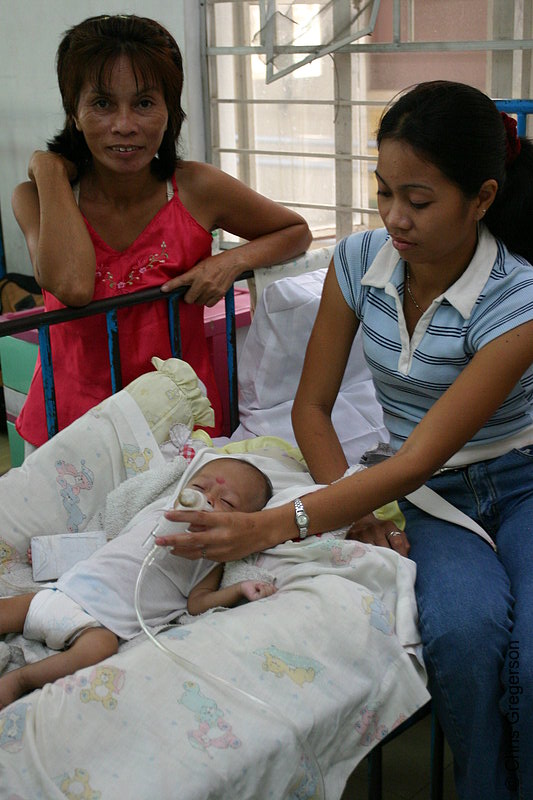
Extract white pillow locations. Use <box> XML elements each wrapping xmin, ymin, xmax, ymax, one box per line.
<box><xmin>0</xmin><ymin>358</ymin><xmax>213</xmax><ymax>557</ymax></box>
<box><xmin>234</xmin><ymin>269</ymin><xmax>389</xmax><ymax>465</ymax></box>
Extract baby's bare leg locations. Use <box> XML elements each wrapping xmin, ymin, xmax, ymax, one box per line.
<box><xmin>0</xmin><ymin>593</ymin><xmax>36</xmax><ymax>635</ymax></box>
<box><xmin>0</xmin><ymin>627</ymin><xmax>119</xmax><ymax>710</ymax></box>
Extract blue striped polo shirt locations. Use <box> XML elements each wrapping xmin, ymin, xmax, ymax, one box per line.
<box><xmin>334</xmin><ymin>226</ymin><xmax>533</xmax><ymax>460</ymax></box>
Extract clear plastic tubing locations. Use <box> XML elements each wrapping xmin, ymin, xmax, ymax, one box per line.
<box><xmin>134</xmin><ymin>487</ymin><xmax>325</xmax><ymax>799</ymax></box>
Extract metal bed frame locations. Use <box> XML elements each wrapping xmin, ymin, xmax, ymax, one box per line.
<box><xmin>0</xmin><ymin>269</ymin><xmax>447</xmax><ymax>800</ymax></box>
<box><xmin>0</xmin><ymin>280</ymin><xmax>252</xmax><ymax>440</ymax></box>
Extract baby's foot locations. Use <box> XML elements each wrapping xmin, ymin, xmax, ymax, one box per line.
<box><xmin>0</xmin><ymin>670</ymin><xmax>26</xmax><ymax>709</ymax></box>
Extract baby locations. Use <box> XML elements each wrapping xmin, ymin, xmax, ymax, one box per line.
<box><xmin>0</xmin><ymin>457</ymin><xmax>274</xmax><ymax>709</ymax></box>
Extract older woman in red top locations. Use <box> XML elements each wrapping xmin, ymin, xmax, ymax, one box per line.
<box><xmin>12</xmin><ymin>14</ymin><xmax>311</xmax><ymax>448</ymax></box>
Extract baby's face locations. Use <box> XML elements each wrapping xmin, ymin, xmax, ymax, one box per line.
<box><xmin>185</xmin><ymin>460</ymin><xmax>267</xmax><ymax>513</ymax></box>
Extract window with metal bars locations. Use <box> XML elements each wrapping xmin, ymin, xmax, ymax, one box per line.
<box><xmin>201</xmin><ymin>0</ymin><xmax>533</xmax><ymax>245</ymax></box>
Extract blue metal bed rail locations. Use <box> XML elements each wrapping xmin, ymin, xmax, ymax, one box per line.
<box><xmin>494</xmin><ymin>99</ymin><xmax>533</xmax><ymax>136</ymax></box>
<box><xmin>0</xmin><ymin>278</ymin><xmax>251</xmax><ymax>440</ymax></box>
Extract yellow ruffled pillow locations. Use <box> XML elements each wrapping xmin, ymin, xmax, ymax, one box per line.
<box><xmin>214</xmin><ymin>434</ymin><xmax>305</xmax><ymax>464</ymax></box>
<box><xmin>126</xmin><ymin>357</ymin><xmax>215</xmax><ymax>444</ymax></box>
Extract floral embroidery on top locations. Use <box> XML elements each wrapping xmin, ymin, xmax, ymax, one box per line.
<box><xmin>96</xmin><ymin>241</ymin><xmax>170</xmax><ymax>290</ymax></box>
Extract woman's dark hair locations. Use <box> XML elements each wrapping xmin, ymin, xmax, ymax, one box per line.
<box><xmin>377</xmin><ymin>80</ymin><xmax>533</xmax><ymax>263</ymax></box>
<box><xmin>47</xmin><ymin>14</ymin><xmax>185</xmax><ymax>180</ymax></box>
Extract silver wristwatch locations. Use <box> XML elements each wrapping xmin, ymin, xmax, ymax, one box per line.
<box><xmin>294</xmin><ymin>498</ymin><xmax>310</xmax><ymax>539</ymax></box>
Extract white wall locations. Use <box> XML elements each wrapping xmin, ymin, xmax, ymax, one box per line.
<box><xmin>0</xmin><ymin>0</ymin><xmax>205</xmax><ymax>275</ymax></box>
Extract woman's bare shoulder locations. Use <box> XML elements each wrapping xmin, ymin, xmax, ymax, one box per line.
<box><xmin>175</xmin><ymin>161</ymin><xmax>226</xmax><ymax>191</ymax></box>
<box><xmin>174</xmin><ymin>162</ymin><xmax>238</xmax><ymax>230</ymax></box>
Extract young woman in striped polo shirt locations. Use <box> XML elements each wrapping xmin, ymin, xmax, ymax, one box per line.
<box><xmin>292</xmin><ymin>82</ymin><xmax>533</xmax><ymax>800</ymax></box>
<box><xmin>158</xmin><ymin>82</ymin><xmax>533</xmax><ymax>800</ymax></box>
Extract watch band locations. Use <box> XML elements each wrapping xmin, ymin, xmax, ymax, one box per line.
<box><xmin>294</xmin><ymin>497</ymin><xmax>310</xmax><ymax>539</ymax></box>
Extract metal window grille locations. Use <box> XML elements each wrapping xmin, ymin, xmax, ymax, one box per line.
<box><xmin>201</xmin><ymin>1</ymin><xmax>533</xmax><ymax>246</ymax></box>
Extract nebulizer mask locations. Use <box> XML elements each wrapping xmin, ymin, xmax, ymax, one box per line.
<box><xmin>141</xmin><ymin>487</ymin><xmax>211</xmax><ymax>552</ymax></box>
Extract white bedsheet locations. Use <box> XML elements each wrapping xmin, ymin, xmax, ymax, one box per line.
<box><xmin>0</xmin><ymin>535</ymin><xmax>428</xmax><ymax>800</ymax></box>
<box><xmin>0</xmin><ymin>336</ymin><xmax>429</xmax><ymax>800</ymax></box>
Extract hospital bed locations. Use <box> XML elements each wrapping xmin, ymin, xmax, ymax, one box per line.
<box><xmin>0</xmin><ymin>252</ymin><xmax>431</xmax><ymax>800</ymax></box>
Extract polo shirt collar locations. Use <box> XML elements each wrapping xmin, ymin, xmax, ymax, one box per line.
<box><xmin>361</xmin><ymin>225</ymin><xmax>498</xmax><ymax>319</ymax></box>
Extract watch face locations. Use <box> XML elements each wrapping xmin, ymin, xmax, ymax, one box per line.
<box><xmin>294</xmin><ymin>499</ymin><xmax>309</xmax><ymax>536</ymax></box>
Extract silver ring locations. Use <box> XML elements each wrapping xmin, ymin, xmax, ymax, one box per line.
<box><xmin>201</xmin><ymin>548</ymin><xmax>207</xmax><ymax>559</ymax></box>
<box><xmin>386</xmin><ymin>530</ymin><xmax>401</xmax><ymax>539</ymax></box>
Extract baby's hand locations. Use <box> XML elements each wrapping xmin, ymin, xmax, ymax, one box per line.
<box><xmin>240</xmin><ymin>580</ymin><xmax>277</xmax><ymax>602</ymax></box>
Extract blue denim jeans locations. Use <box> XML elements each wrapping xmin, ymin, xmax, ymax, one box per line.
<box><xmin>399</xmin><ymin>446</ymin><xmax>533</xmax><ymax>800</ymax></box>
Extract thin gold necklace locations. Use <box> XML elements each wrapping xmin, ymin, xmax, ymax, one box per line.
<box><xmin>405</xmin><ymin>264</ymin><xmax>424</xmax><ymax>312</ymax></box>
